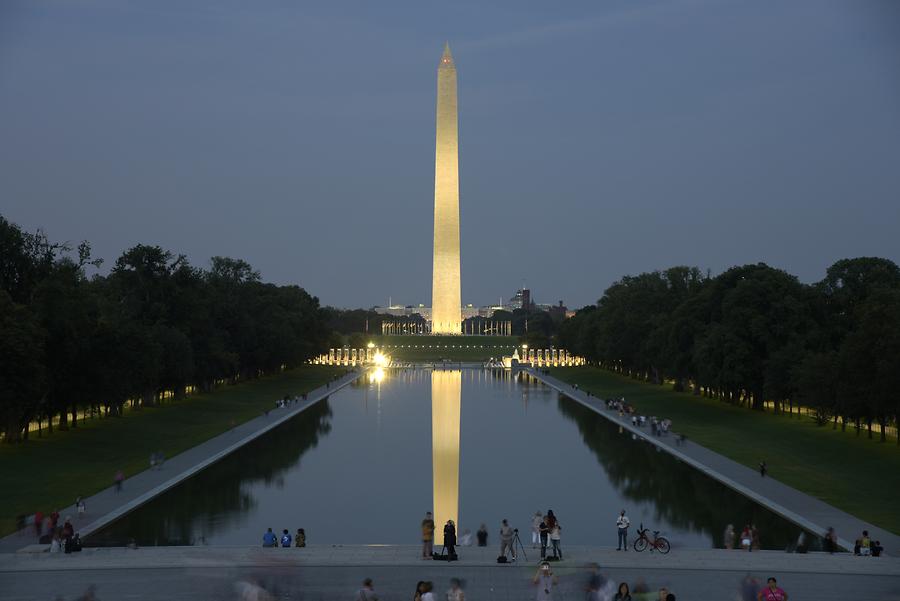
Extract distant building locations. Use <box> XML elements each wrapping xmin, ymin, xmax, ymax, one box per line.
<box><xmin>509</xmin><ymin>288</ymin><xmax>532</xmax><ymax>310</ymax></box>
<box><xmin>548</xmin><ymin>300</ymin><xmax>569</xmax><ymax>322</ymax></box>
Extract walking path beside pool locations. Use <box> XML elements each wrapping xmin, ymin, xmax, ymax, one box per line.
<box><xmin>527</xmin><ymin>368</ymin><xmax>900</xmax><ymax>555</ymax></box>
<box><xmin>1</xmin><ymin>545</ymin><xmax>897</xmax><ymax>601</ymax></box>
<box><xmin>0</xmin><ymin>371</ymin><xmax>362</xmax><ymax>554</ymax></box>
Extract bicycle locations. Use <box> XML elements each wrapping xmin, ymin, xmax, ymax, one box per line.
<box><xmin>633</xmin><ymin>523</ymin><xmax>670</xmax><ymax>554</ymax></box>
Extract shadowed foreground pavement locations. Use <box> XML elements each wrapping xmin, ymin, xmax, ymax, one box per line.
<box><xmin>1</xmin><ymin>545</ymin><xmax>897</xmax><ymax>600</ymax></box>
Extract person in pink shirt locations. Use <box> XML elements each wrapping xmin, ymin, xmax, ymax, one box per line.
<box><xmin>757</xmin><ymin>577</ymin><xmax>788</xmax><ymax>601</ymax></box>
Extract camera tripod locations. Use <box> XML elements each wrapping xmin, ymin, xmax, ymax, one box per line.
<box><xmin>510</xmin><ymin>528</ymin><xmax>528</xmax><ymax>562</ymax></box>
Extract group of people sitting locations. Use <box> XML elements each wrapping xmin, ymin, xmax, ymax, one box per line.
<box><xmin>723</xmin><ymin>523</ymin><xmax>761</xmax><ymax>551</ymax></box>
<box><xmin>853</xmin><ymin>530</ymin><xmax>884</xmax><ymax>557</ymax></box>
<box><xmin>262</xmin><ymin>527</ymin><xmax>306</xmax><ymax>548</ymax></box>
<box><xmin>47</xmin><ymin>514</ymin><xmax>83</xmax><ymax>554</ymax></box>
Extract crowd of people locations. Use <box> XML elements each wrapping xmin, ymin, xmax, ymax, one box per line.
<box><xmin>420</xmin><ymin>510</ymin><xmax>564</xmax><ymax>563</ymax></box>
<box><xmin>350</xmin><ymin>567</ymin><xmax>685</xmax><ymax>601</ymax></box>
<box><xmin>25</xmin><ymin>510</ymin><xmax>84</xmax><ymax>554</ymax></box>
<box><xmin>723</xmin><ymin>523</ymin><xmax>761</xmax><ymax>551</ymax></box>
<box><xmin>603</xmin><ymin>397</ymin><xmax>675</xmax><ymax>440</ymax></box>
<box><xmin>261</xmin><ymin>527</ymin><xmax>306</xmax><ymax>548</ymax></box>
<box><xmin>342</xmin><ymin>570</ymin><xmax>797</xmax><ymax>601</ymax></box>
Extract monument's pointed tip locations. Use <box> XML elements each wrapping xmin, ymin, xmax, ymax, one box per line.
<box><xmin>440</xmin><ymin>42</ymin><xmax>454</xmax><ymax>67</ymax></box>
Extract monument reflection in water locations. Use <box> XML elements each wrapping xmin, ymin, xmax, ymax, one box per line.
<box><xmin>431</xmin><ymin>369</ymin><xmax>461</xmax><ymax>537</ymax></box>
<box><xmin>88</xmin><ymin>368</ymin><xmax>816</xmax><ymax>549</ymax></box>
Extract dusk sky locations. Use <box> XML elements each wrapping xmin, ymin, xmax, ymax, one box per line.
<box><xmin>2</xmin><ymin>1</ymin><xmax>899</xmax><ymax>309</ymax></box>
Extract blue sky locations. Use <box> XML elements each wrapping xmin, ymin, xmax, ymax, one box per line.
<box><xmin>2</xmin><ymin>0</ymin><xmax>898</xmax><ymax>308</ymax></box>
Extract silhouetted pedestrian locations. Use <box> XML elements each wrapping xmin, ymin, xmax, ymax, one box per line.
<box><xmin>759</xmin><ymin>461</ymin><xmax>767</xmax><ymax>477</ymax></box>
<box><xmin>499</xmin><ymin>519</ymin><xmax>515</xmax><ymax>561</ymax></box>
<box><xmin>357</xmin><ymin>578</ymin><xmax>379</xmax><ymax>601</ymax></box>
<box><xmin>443</xmin><ymin>520</ymin><xmax>457</xmax><ymax>559</ymax></box>
<box><xmin>476</xmin><ymin>524</ymin><xmax>488</xmax><ymax>547</ymax></box>
<box><xmin>824</xmin><ymin>527</ymin><xmax>837</xmax><ymax>553</ymax></box>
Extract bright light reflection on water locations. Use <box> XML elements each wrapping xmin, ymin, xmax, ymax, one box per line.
<box><xmin>89</xmin><ymin>368</ymin><xmax>812</xmax><ymax>549</ymax></box>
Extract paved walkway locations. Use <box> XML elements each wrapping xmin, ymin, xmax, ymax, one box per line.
<box><xmin>1</xmin><ymin>545</ymin><xmax>897</xmax><ymax>600</ymax></box>
<box><xmin>1</xmin><ymin>544</ymin><xmax>897</xmax><ymax>575</ymax></box>
<box><xmin>0</xmin><ymin>371</ymin><xmax>362</xmax><ymax>554</ymax></box>
<box><xmin>527</xmin><ymin>368</ymin><xmax>900</xmax><ymax>555</ymax></box>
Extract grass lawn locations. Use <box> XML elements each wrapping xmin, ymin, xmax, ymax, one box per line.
<box><xmin>373</xmin><ymin>335</ymin><xmax>518</xmax><ymax>361</ymax></box>
<box><xmin>549</xmin><ymin>367</ymin><xmax>900</xmax><ymax>535</ymax></box>
<box><xmin>0</xmin><ymin>365</ymin><xmax>346</xmax><ymax>536</ymax></box>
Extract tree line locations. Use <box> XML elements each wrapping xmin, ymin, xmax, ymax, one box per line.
<box><xmin>558</xmin><ymin>259</ymin><xmax>900</xmax><ymax>442</ymax></box>
<box><xmin>0</xmin><ymin>215</ymin><xmax>330</xmax><ymax>443</ymax></box>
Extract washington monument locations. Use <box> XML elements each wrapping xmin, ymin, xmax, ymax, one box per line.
<box><xmin>431</xmin><ymin>43</ymin><xmax>462</xmax><ymax>334</ymax></box>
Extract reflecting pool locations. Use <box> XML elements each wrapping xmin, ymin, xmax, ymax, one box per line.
<box><xmin>90</xmin><ymin>368</ymin><xmax>812</xmax><ymax>549</ymax></box>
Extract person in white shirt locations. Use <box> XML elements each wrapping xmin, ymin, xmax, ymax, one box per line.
<box><xmin>616</xmin><ymin>509</ymin><xmax>630</xmax><ymax>551</ymax></box>
<box><xmin>531</xmin><ymin>511</ymin><xmax>543</xmax><ymax>547</ymax></box>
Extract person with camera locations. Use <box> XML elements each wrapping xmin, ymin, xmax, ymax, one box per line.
<box><xmin>547</xmin><ymin>510</ymin><xmax>562</xmax><ymax>560</ymax></box>
<box><xmin>499</xmin><ymin>519</ymin><xmax>516</xmax><ymax>561</ymax></box>
<box><xmin>539</xmin><ymin>515</ymin><xmax>550</xmax><ymax>559</ymax></box>
<box><xmin>533</xmin><ymin>561</ymin><xmax>559</xmax><ymax>601</ymax></box>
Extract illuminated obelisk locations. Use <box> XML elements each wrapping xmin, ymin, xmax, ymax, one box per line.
<box><xmin>431</xmin><ymin>43</ymin><xmax>462</xmax><ymax>334</ymax></box>
<box><xmin>432</xmin><ymin>369</ymin><xmax>461</xmax><ymax>536</ymax></box>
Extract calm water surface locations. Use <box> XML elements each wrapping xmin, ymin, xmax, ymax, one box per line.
<box><xmin>90</xmin><ymin>368</ymin><xmax>810</xmax><ymax>549</ymax></box>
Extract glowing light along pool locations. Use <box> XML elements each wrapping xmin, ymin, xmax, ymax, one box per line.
<box><xmin>89</xmin><ymin>369</ymin><xmax>814</xmax><ymax>550</ymax></box>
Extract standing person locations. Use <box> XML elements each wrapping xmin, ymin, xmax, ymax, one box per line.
<box><xmin>76</xmin><ymin>496</ymin><xmax>86</xmax><ymax>516</ymax></box>
<box><xmin>533</xmin><ymin>561</ymin><xmax>559</xmax><ymax>601</ymax></box>
<box><xmin>443</xmin><ymin>520</ymin><xmax>457</xmax><ymax>559</ymax></box>
<box><xmin>421</xmin><ymin>581</ymin><xmax>435</xmax><ymax>601</ymax></box>
<box><xmin>757</xmin><ymin>577</ymin><xmax>787</xmax><ymax>601</ymax></box>
<box><xmin>499</xmin><ymin>519</ymin><xmax>516</xmax><ymax>561</ymax></box>
<box><xmin>33</xmin><ymin>511</ymin><xmax>43</xmax><ymax>538</ymax></box>
<box><xmin>614</xmin><ymin>583</ymin><xmax>632</xmax><ymax>601</ymax></box>
<box><xmin>114</xmin><ymin>470</ymin><xmax>124</xmax><ymax>492</ymax></box>
<box><xmin>759</xmin><ymin>461</ymin><xmax>767</xmax><ymax>477</ymax></box>
<box><xmin>740</xmin><ymin>575</ymin><xmax>760</xmax><ymax>601</ymax></box>
<box><xmin>616</xmin><ymin>510</ymin><xmax>630</xmax><ymax>551</ymax></box>
<box><xmin>547</xmin><ymin>511</ymin><xmax>562</xmax><ymax>559</ymax></box>
<box><xmin>476</xmin><ymin>524</ymin><xmax>488</xmax><ymax>547</ymax></box>
<box><xmin>421</xmin><ymin>512</ymin><xmax>435</xmax><ymax>559</ymax></box>
<box><xmin>532</xmin><ymin>511</ymin><xmax>543</xmax><ymax>548</ymax></box>
<box><xmin>740</xmin><ymin>525</ymin><xmax>752</xmax><ymax>551</ymax></box>
<box><xmin>62</xmin><ymin>517</ymin><xmax>74</xmax><ymax>541</ymax></box>
<box><xmin>414</xmin><ymin>581</ymin><xmax>426</xmax><ymax>601</ymax></box>
<box><xmin>357</xmin><ymin>578</ymin><xmax>379</xmax><ymax>601</ymax></box>
<box><xmin>459</xmin><ymin>529</ymin><xmax>473</xmax><ymax>546</ymax></box>
<box><xmin>280</xmin><ymin>529</ymin><xmax>292</xmax><ymax>547</ymax></box>
<box><xmin>751</xmin><ymin>524</ymin><xmax>760</xmax><ymax>551</ymax></box>
<box><xmin>723</xmin><ymin>524</ymin><xmax>735</xmax><ymax>549</ymax></box>
<box><xmin>539</xmin><ymin>515</ymin><xmax>550</xmax><ymax>559</ymax></box>
<box><xmin>446</xmin><ymin>578</ymin><xmax>465</xmax><ymax>601</ymax></box>
<box><xmin>823</xmin><ymin>527</ymin><xmax>837</xmax><ymax>554</ymax></box>
<box><xmin>295</xmin><ymin>528</ymin><xmax>306</xmax><ymax>547</ymax></box>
